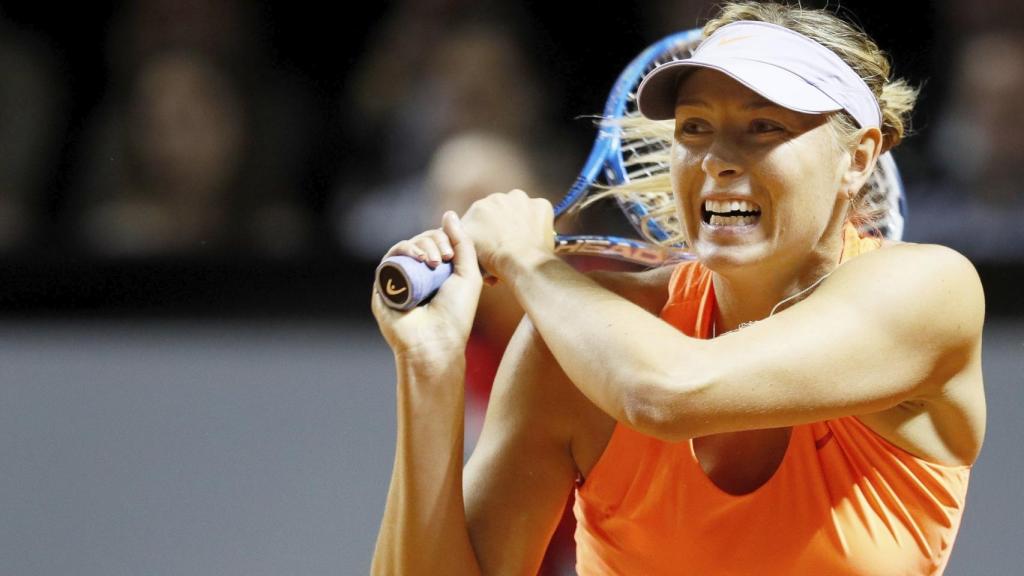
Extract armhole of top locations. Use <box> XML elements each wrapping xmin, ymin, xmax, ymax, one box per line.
<box><xmin>577</xmin><ymin>421</ymin><xmax>635</xmax><ymax>499</ymax></box>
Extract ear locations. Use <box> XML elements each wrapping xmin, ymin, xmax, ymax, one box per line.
<box><xmin>840</xmin><ymin>127</ymin><xmax>883</xmax><ymax>198</ymax></box>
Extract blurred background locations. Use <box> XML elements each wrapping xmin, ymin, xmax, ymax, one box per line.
<box><xmin>0</xmin><ymin>1</ymin><xmax>1020</xmax><ymax>574</ymax></box>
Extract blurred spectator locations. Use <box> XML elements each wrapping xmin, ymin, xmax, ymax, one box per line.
<box><xmin>338</xmin><ymin>127</ymin><xmax>558</xmax><ymax>258</ymax></box>
<box><xmin>906</xmin><ymin>29</ymin><xmax>1024</xmax><ymax>262</ymax></box>
<box><xmin>343</xmin><ymin>1</ymin><xmax>517</xmax><ymax>179</ymax></box>
<box><xmin>938</xmin><ymin>0</ymin><xmax>1024</xmax><ymax>38</ymax></box>
<box><xmin>334</xmin><ymin>7</ymin><xmax>576</xmax><ymax>258</ymax></box>
<box><xmin>104</xmin><ymin>0</ymin><xmax>263</xmax><ymax>76</ymax></box>
<box><xmin>412</xmin><ymin>131</ymin><xmax>550</xmax><ymax>446</ymax></box>
<box><xmin>69</xmin><ymin>0</ymin><xmax>317</xmax><ymax>259</ymax></box>
<box><xmin>0</xmin><ymin>13</ymin><xmax>66</xmax><ymax>253</ymax></box>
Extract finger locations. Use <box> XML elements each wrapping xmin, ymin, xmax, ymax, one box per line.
<box><xmin>412</xmin><ymin>236</ymin><xmax>444</xmax><ymax>267</ymax></box>
<box><xmin>437</xmin><ymin>235</ymin><xmax>454</xmax><ymax>261</ymax></box>
<box><xmin>532</xmin><ymin>196</ymin><xmax>553</xmax><ymax>212</ymax></box>
<box><xmin>421</xmin><ymin>228</ymin><xmax>454</xmax><ymax>261</ymax></box>
<box><xmin>442</xmin><ymin>211</ymin><xmax>480</xmax><ymax>281</ymax></box>
<box><xmin>384</xmin><ymin>240</ymin><xmax>427</xmax><ymax>262</ymax></box>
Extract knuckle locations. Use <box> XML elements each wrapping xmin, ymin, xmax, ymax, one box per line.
<box><xmin>384</xmin><ymin>240</ymin><xmax>411</xmax><ymax>256</ymax></box>
<box><xmin>413</xmin><ymin>237</ymin><xmax>438</xmax><ymax>249</ymax></box>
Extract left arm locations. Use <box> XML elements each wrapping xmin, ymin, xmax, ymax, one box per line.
<box><xmin>459</xmin><ymin>193</ymin><xmax>984</xmax><ymax>458</ymax></box>
<box><xmin>507</xmin><ymin>243</ymin><xmax>983</xmax><ymax>443</ymax></box>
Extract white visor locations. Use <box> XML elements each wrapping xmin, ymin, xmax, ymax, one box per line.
<box><xmin>637</xmin><ymin>21</ymin><xmax>881</xmax><ymax>129</ymax></box>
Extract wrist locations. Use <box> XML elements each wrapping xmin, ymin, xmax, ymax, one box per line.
<box><xmin>493</xmin><ymin>247</ymin><xmax>558</xmax><ymax>284</ymax></box>
<box><xmin>394</xmin><ymin>346</ymin><xmax>467</xmax><ymax>415</ymax></box>
<box><xmin>393</xmin><ymin>342</ymin><xmax>467</xmax><ymax>377</ymax></box>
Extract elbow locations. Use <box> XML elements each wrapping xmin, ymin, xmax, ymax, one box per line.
<box><xmin>620</xmin><ymin>371</ymin><xmax>709</xmax><ymax>442</ymax></box>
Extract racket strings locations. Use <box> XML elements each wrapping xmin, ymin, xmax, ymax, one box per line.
<box><xmin>845</xmin><ymin>150</ymin><xmax>903</xmax><ymax>239</ymax></box>
<box><xmin>608</xmin><ymin>40</ymin><xmax>696</xmax><ymax>247</ymax></box>
<box><xmin>568</xmin><ymin>35</ymin><xmax>697</xmax><ymax>247</ymax></box>
<box><xmin>607</xmin><ymin>112</ymin><xmax>681</xmax><ymax>245</ymax></box>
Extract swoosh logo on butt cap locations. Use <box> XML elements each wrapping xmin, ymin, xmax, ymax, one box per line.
<box><xmin>385</xmin><ymin>279</ymin><xmax>408</xmax><ymax>296</ymax></box>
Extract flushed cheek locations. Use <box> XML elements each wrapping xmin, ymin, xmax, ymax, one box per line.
<box><xmin>670</xmin><ymin>159</ymin><xmax>704</xmax><ymax>238</ymax></box>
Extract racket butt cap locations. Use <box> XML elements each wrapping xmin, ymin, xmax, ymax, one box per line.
<box><xmin>376</xmin><ymin>255</ymin><xmax>453</xmax><ymax>310</ymax></box>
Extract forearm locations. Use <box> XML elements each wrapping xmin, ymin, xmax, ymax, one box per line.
<box><xmin>506</xmin><ymin>253</ymin><xmax>709</xmax><ymax>438</ymax></box>
<box><xmin>372</xmin><ymin>354</ymin><xmax>482</xmax><ymax>575</ymax></box>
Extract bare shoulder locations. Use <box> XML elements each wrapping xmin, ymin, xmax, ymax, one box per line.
<box><xmin>827</xmin><ymin>242</ymin><xmax>987</xmax><ymax>464</ymax></box>
<box><xmin>840</xmin><ymin>241</ymin><xmax>982</xmax><ymax>286</ymax></box>
<box><xmin>825</xmin><ymin>241</ymin><xmax>985</xmax><ymax>346</ymax></box>
<box><xmin>586</xmin><ymin>264</ymin><xmax>675</xmax><ymax>314</ymax></box>
<box><xmin>874</xmin><ymin>241</ymin><xmax>982</xmax><ymax>286</ymax></box>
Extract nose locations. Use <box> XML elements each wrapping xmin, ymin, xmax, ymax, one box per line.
<box><xmin>701</xmin><ymin>137</ymin><xmax>744</xmax><ymax>182</ymax></box>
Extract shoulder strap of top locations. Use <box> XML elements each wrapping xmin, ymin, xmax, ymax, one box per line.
<box><xmin>660</xmin><ymin>260</ymin><xmax>715</xmax><ymax>339</ymax></box>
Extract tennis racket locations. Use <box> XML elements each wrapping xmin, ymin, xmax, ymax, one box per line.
<box><xmin>375</xmin><ymin>28</ymin><xmax>907</xmax><ymax>310</ymax></box>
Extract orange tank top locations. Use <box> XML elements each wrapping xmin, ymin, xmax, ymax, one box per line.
<box><xmin>573</xmin><ymin>226</ymin><xmax>971</xmax><ymax>575</ymax></box>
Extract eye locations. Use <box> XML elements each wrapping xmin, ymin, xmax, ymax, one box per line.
<box><xmin>751</xmin><ymin>119</ymin><xmax>784</xmax><ymax>134</ymax></box>
<box><xmin>678</xmin><ymin>118</ymin><xmax>712</xmax><ymax>136</ymax></box>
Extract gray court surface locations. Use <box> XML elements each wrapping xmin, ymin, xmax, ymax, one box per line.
<box><xmin>1</xmin><ymin>319</ymin><xmax>1021</xmax><ymax>575</ymax></box>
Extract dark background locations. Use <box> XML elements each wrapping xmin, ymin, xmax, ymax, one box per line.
<box><xmin>0</xmin><ymin>1</ymin><xmax>1021</xmax><ymax>574</ymax></box>
<box><xmin>1</xmin><ymin>1</ymin><xmax>1019</xmax><ymax>319</ymax></box>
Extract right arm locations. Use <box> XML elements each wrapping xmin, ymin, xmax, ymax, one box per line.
<box><xmin>371</xmin><ymin>212</ymin><xmax>672</xmax><ymax>573</ymax></box>
<box><xmin>372</xmin><ymin>314</ymin><xmax>584</xmax><ymax>575</ymax></box>
<box><xmin>370</xmin><ymin>212</ymin><xmax>485</xmax><ymax>574</ymax></box>
<box><xmin>372</xmin><ymin>348</ymin><xmax>482</xmax><ymax>574</ymax></box>
<box><xmin>371</xmin><ymin>212</ymin><xmax>580</xmax><ymax>575</ymax></box>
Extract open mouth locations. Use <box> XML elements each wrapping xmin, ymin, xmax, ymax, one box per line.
<box><xmin>701</xmin><ymin>199</ymin><xmax>762</xmax><ymax>227</ymax></box>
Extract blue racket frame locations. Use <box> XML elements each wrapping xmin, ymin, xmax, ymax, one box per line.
<box><xmin>376</xmin><ymin>27</ymin><xmax>907</xmax><ymax>310</ymax></box>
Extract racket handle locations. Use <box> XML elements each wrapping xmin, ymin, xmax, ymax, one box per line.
<box><xmin>376</xmin><ymin>255</ymin><xmax>454</xmax><ymax>310</ymax></box>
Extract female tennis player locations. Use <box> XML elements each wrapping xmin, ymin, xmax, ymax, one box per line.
<box><xmin>370</xmin><ymin>2</ymin><xmax>986</xmax><ymax>574</ymax></box>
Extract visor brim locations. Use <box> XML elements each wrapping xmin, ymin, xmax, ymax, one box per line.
<box><xmin>637</xmin><ymin>57</ymin><xmax>844</xmax><ymax>120</ymax></box>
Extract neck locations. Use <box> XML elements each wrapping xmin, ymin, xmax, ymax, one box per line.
<box><xmin>711</xmin><ymin>226</ymin><xmax>847</xmax><ymax>335</ymax></box>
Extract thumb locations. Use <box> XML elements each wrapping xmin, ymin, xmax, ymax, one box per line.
<box><xmin>442</xmin><ymin>211</ymin><xmax>481</xmax><ymax>280</ymax></box>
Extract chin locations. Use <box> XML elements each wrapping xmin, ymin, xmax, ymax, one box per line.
<box><xmin>689</xmin><ymin>218</ymin><xmax>771</xmax><ymax>267</ymax></box>
<box><xmin>692</xmin><ymin>240</ymin><xmax>771</xmax><ymax>274</ymax></box>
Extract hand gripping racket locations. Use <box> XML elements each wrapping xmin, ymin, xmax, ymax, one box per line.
<box><xmin>375</xmin><ymin>28</ymin><xmax>907</xmax><ymax>310</ymax></box>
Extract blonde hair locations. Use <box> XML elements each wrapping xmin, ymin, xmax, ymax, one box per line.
<box><xmin>585</xmin><ymin>1</ymin><xmax>918</xmax><ymax>241</ymax></box>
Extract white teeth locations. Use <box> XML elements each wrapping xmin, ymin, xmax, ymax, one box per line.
<box><xmin>709</xmin><ymin>214</ymin><xmax>757</xmax><ymax>226</ymax></box>
<box><xmin>703</xmin><ymin>199</ymin><xmax>760</xmax><ymax>214</ymax></box>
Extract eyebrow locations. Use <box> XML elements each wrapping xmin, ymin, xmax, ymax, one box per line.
<box><xmin>674</xmin><ymin>97</ymin><xmax>781</xmax><ymax>111</ymax></box>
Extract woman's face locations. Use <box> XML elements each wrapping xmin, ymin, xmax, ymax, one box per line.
<box><xmin>670</xmin><ymin>69</ymin><xmax>850</xmax><ymax>274</ymax></box>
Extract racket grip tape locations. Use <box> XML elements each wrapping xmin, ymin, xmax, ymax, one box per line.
<box><xmin>375</xmin><ymin>255</ymin><xmax>454</xmax><ymax>310</ymax></box>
